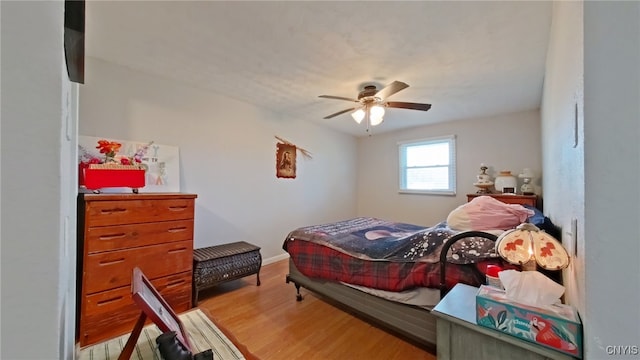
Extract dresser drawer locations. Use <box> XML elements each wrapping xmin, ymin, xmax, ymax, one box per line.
<box><xmin>83</xmin><ymin>240</ymin><xmax>192</xmax><ymax>294</ymax></box>
<box><xmin>149</xmin><ymin>272</ymin><xmax>193</xmax><ymax>313</ymax></box>
<box><xmin>85</xmin><ymin>219</ymin><xmax>194</xmax><ymax>254</ymax></box>
<box><xmin>84</xmin><ymin>198</ymin><xmax>194</xmax><ymax>227</ymax></box>
<box><xmin>80</xmin><ymin>271</ymin><xmax>192</xmax><ymax>346</ymax></box>
<box><xmin>83</xmin><ymin>271</ymin><xmax>192</xmax><ymax>316</ymax></box>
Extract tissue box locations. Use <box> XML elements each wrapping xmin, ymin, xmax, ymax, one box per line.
<box><xmin>476</xmin><ymin>285</ymin><xmax>582</xmax><ymax>358</ymax></box>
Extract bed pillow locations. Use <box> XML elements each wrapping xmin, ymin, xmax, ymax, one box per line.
<box><xmin>447</xmin><ymin>195</ymin><xmax>534</xmax><ymax>231</ymax></box>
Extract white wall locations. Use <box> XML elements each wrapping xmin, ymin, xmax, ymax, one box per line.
<box><xmin>543</xmin><ymin>1</ymin><xmax>640</xmax><ymax>358</ymax></box>
<box><xmin>1</xmin><ymin>1</ymin><xmax>77</xmax><ymax>358</ymax></box>
<box><xmin>583</xmin><ymin>1</ymin><xmax>640</xmax><ymax>357</ymax></box>
<box><xmin>356</xmin><ymin>110</ymin><xmax>542</xmax><ymax>226</ymax></box>
<box><xmin>541</xmin><ymin>0</ymin><xmax>585</xmax><ymax>315</ymax></box>
<box><xmin>79</xmin><ymin>57</ymin><xmax>358</xmax><ymax>261</ymax></box>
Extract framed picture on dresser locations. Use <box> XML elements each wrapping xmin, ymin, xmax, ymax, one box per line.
<box><xmin>118</xmin><ymin>267</ymin><xmax>192</xmax><ymax>360</ymax></box>
<box><xmin>132</xmin><ymin>267</ymin><xmax>191</xmax><ymax>349</ymax></box>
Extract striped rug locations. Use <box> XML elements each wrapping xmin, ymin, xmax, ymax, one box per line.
<box><xmin>77</xmin><ymin>309</ymin><xmax>245</xmax><ymax>360</ymax></box>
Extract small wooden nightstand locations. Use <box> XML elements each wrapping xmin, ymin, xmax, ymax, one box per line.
<box><xmin>431</xmin><ymin>284</ymin><xmax>575</xmax><ymax>360</ymax></box>
<box><xmin>467</xmin><ymin>193</ymin><xmax>538</xmax><ymax>208</ymax></box>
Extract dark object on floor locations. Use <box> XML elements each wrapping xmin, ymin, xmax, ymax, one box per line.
<box><xmin>156</xmin><ymin>331</ymin><xmax>214</xmax><ymax>360</ymax></box>
<box><xmin>193</xmin><ymin>241</ymin><xmax>262</xmax><ymax>304</ymax></box>
<box><xmin>156</xmin><ymin>331</ymin><xmax>191</xmax><ymax>360</ymax></box>
<box><xmin>194</xmin><ymin>350</ymin><xmax>214</xmax><ymax>360</ymax></box>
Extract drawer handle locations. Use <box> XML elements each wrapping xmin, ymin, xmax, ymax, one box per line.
<box><xmin>168</xmin><ymin>247</ymin><xmax>187</xmax><ymax>254</ymax></box>
<box><xmin>96</xmin><ymin>296</ymin><xmax>123</xmax><ymax>306</ymax></box>
<box><xmin>168</xmin><ymin>206</ymin><xmax>188</xmax><ymax>212</ymax></box>
<box><xmin>168</xmin><ymin>226</ymin><xmax>187</xmax><ymax>233</ymax></box>
<box><xmin>100</xmin><ymin>208</ymin><xmax>127</xmax><ymax>214</ymax></box>
<box><xmin>166</xmin><ymin>279</ymin><xmax>186</xmax><ymax>287</ymax></box>
<box><xmin>99</xmin><ymin>258</ymin><xmax>125</xmax><ymax>265</ymax></box>
<box><xmin>99</xmin><ymin>233</ymin><xmax>127</xmax><ymax>240</ymax></box>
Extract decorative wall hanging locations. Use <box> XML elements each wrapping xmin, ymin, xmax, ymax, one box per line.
<box><xmin>275</xmin><ymin>136</ymin><xmax>312</xmax><ymax>179</ymax></box>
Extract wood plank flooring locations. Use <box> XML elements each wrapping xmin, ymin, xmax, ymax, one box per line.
<box><xmin>196</xmin><ymin>259</ymin><xmax>436</xmax><ymax>360</ymax></box>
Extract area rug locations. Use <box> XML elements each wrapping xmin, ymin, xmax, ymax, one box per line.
<box><xmin>77</xmin><ymin>309</ymin><xmax>245</xmax><ymax>360</ymax></box>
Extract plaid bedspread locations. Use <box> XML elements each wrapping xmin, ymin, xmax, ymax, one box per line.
<box><xmin>283</xmin><ymin>217</ymin><xmax>502</xmax><ymax>292</ymax></box>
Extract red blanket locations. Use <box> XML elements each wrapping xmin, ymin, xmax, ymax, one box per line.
<box><xmin>283</xmin><ymin>217</ymin><xmax>502</xmax><ymax>292</ymax></box>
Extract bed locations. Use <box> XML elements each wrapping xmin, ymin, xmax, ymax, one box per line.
<box><xmin>283</xmin><ymin>197</ymin><xmax>554</xmax><ymax>349</ymax></box>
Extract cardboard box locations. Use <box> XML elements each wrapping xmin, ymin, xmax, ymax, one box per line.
<box><xmin>476</xmin><ymin>285</ymin><xmax>582</xmax><ymax>358</ymax></box>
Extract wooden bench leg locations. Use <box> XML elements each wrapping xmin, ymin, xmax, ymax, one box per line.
<box><xmin>192</xmin><ymin>286</ymin><xmax>198</xmax><ymax>306</ymax></box>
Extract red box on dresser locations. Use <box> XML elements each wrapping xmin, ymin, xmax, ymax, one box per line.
<box><xmin>79</xmin><ymin>163</ymin><xmax>146</xmax><ymax>192</ymax></box>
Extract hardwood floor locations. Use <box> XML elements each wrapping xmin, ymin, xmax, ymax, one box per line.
<box><xmin>196</xmin><ymin>259</ymin><xmax>436</xmax><ymax>360</ymax></box>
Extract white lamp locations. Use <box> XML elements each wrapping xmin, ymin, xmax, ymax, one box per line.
<box><xmin>518</xmin><ymin>168</ymin><xmax>535</xmax><ymax>195</ymax></box>
<box><xmin>351</xmin><ymin>104</ymin><xmax>385</xmax><ymax>126</ymax></box>
<box><xmin>351</xmin><ymin>109</ymin><xmax>365</xmax><ymax>124</ymax></box>
<box><xmin>369</xmin><ymin>105</ymin><xmax>385</xmax><ymax>126</ymax></box>
<box><xmin>496</xmin><ymin>223</ymin><xmax>570</xmax><ymax>271</ymax></box>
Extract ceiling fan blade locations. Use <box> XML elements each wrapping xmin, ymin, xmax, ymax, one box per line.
<box><xmin>324</xmin><ymin>107</ymin><xmax>358</xmax><ymax>119</ymax></box>
<box><xmin>386</xmin><ymin>101</ymin><xmax>432</xmax><ymax>111</ymax></box>
<box><xmin>319</xmin><ymin>95</ymin><xmax>359</xmax><ymax>102</ymax></box>
<box><xmin>374</xmin><ymin>81</ymin><xmax>409</xmax><ymax>100</ymax></box>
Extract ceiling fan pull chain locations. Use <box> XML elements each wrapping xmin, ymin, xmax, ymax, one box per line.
<box><xmin>366</xmin><ymin>103</ymin><xmax>371</xmax><ymax>135</ymax></box>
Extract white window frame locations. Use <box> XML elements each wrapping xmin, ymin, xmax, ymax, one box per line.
<box><xmin>398</xmin><ymin>135</ymin><xmax>457</xmax><ymax>195</ymax></box>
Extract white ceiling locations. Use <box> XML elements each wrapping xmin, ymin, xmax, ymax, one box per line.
<box><xmin>85</xmin><ymin>1</ymin><xmax>552</xmax><ymax>137</ymax></box>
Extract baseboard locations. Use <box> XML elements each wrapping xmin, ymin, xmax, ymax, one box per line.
<box><xmin>262</xmin><ymin>252</ymin><xmax>289</xmax><ymax>265</ymax></box>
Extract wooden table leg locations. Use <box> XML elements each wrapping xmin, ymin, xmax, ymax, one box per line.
<box><xmin>118</xmin><ymin>312</ymin><xmax>147</xmax><ymax>360</ymax></box>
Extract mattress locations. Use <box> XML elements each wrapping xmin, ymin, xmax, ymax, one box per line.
<box><xmin>341</xmin><ymin>282</ymin><xmax>441</xmax><ymax>308</ymax></box>
<box><xmin>284</xmin><ymin>235</ymin><xmax>486</xmax><ymax>292</ymax></box>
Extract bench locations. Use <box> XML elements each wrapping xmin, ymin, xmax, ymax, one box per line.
<box><xmin>192</xmin><ymin>241</ymin><xmax>262</xmax><ymax>304</ymax></box>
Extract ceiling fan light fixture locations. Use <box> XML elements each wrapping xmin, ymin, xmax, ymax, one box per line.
<box><xmin>319</xmin><ymin>81</ymin><xmax>431</xmax><ymax>133</ymax></box>
<box><xmin>370</xmin><ymin>105</ymin><xmax>385</xmax><ymax>126</ymax></box>
<box><xmin>351</xmin><ymin>108</ymin><xmax>365</xmax><ymax>124</ymax></box>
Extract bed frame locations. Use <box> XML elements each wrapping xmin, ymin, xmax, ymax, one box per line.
<box><xmin>285</xmin><ymin>231</ymin><xmax>498</xmax><ymax>349</ymax></box>
<box><xmin>286</xmin><ymin>258</ymin><xmax>437</xmax><ymax>349</ymax></box>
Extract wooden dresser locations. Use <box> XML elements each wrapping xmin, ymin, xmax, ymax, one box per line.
<box><xmin>76</xmin><ymin>192</ymin><xmax>197</xmax><ymax>346</ymax></box>
<box><xmin>466</xmin><ymin>193</ymin><xmax>538</xmax><ymax>208</ymax></box>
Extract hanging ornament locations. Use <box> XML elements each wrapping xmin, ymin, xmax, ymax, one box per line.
<box><xmin>275</xmin><ymin>136</ymin><xmax>312</xmax><ymax>179</ymax></box>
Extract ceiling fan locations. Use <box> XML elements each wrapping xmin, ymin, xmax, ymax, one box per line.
<box><xmin>319</xmin><ymin>81</ymin><xmax>432</xmax><ymax>128</ymax></box>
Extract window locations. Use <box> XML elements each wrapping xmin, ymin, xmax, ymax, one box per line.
<box><xmin>398</xmin><ymin>135</ymin><xmax>456</xmax><ymax>195</ymax></box>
